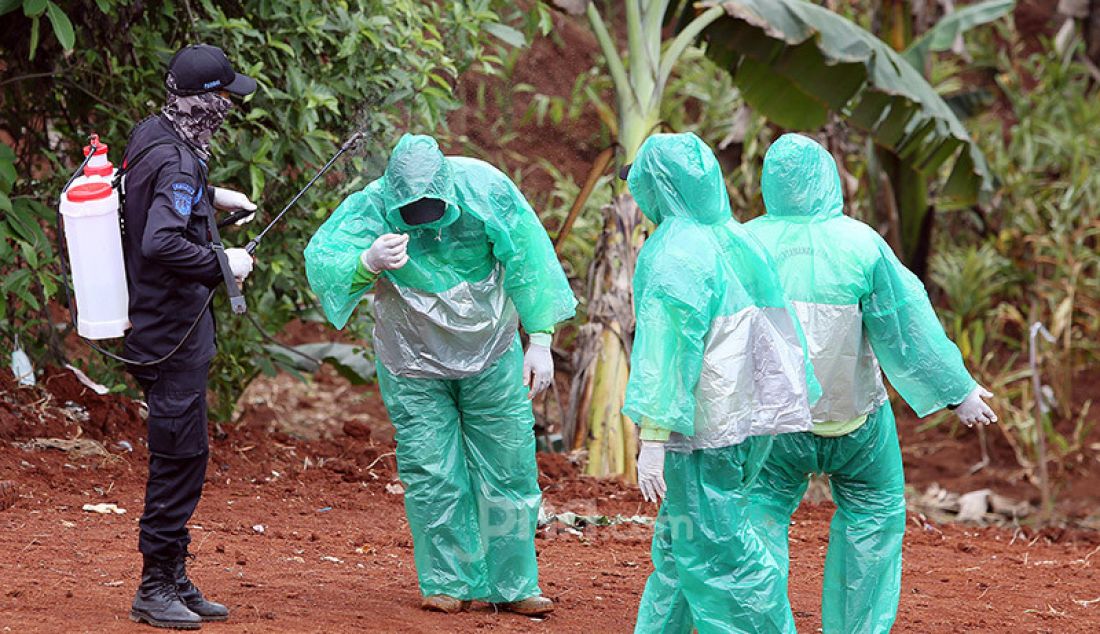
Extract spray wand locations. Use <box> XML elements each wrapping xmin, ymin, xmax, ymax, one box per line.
<box><xmin>242</xmin><ymin>130</ymin><xmax>365</xmax><ymax>256</ymax></box>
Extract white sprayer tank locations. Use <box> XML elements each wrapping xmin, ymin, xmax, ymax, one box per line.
<box><xmin>60</xmin><ymin>180</ymin><xmax>129</xmax><ymax>339</ymax></box>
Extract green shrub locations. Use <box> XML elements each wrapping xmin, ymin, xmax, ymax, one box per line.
<box><xmin>933</xmin><ymin>37</ymin><xmax>1100</xmax><ymax>472</ymax></box>
<box><xmin>0</xmin><ymin>0</ymin><xmax>518</xmax><ymax>419</ymax></box>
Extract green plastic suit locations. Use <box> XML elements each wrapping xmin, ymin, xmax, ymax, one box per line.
<box><xmin>746</xmin><ymin>133</ymin><xmax>977</xmax><ymax>634</ymax></box>
<box><xmin>303</xmin><ymin>134</ymin><xmax>576</xmax><ymax>603</ymax></box>
<box><xmin>623</xmin><ymin>132</ymin><xmax>820</xmax><ymax>634</ymax></box>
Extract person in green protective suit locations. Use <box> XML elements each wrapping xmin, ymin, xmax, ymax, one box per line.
<box><xmin>303</xmin><ymin>134</ymin><xmax>576</xmax><ymax>616</ymax></box>
<box><xmin>623</xmin><ymin>132</ymin><xmax>821</xmax><ymax>634</ymax></box>
<box><xmin>746</xmin><ymin>133</ymin><xmax>997</xmax><ymax>634</ymax></box>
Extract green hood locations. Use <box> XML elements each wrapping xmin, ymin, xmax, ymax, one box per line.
<box><xmin>627</xmin><ymin>132</ymin><xmax>731</xmax><ymax>226</ymax></box>
<box><xmin>382</xmin><ymin>133</ymin><xmax>460</xmax><ymax>231</ymax></box>
<box><xmin>761</xmin><ymin>133</ymin><xmax>844</xmax><ymax>220</ymax></box>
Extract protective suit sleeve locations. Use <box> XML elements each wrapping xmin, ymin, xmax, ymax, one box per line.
<box><xmin>141</xmin><ymin>169</ymin><xmax>222</xmax><ymax>287</ymax></box>
<box><xmin>350</xmin><ymin>258</ymin><xmax>379</xmax><ymax>295</ymax></box>
<box><xmin>304</xmin><ymin>187</ymin><xmax>387</xmax><ymax>329</ymax></box>
<box><xmin>862</xmin><ymin>233</ymin><xmax>976</xmax><ymax>416</ymax></box>
<box><xmin>480</xmin><ymin>171</ymin><xmax>577</xmax><ymax>333</ymax></box>
<box><xmin>527</xmin><ymin>331</ymin><xmax>553</xmax><ymax>347</ymax></box>
<box><xmin>640</xmin><ymin>417</ymin><xmax>672</xmax><ymax>442</ymax></box>
<box><xmin>623</xmin><ymin>245</ymin><xmax>711</xmax><ymax>437</ymax></box>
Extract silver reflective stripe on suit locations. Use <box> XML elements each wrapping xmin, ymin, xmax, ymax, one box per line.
<box><xmin>373</xmin><ymin>266</ymin><xmax>519</xmax><ymax>379</ymax></box>
<box><xmin>667</xmin><ymin>306</ymin><xmax>814</xmax><ymax>453</ymax></box>
<box><xmin>790</xmin><ymin>301</ymin><xmax>888</xmax><ymax>423</ymax></box>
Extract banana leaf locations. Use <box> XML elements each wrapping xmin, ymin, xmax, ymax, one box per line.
<box><xmin>902</xmin><ymin>0</ymin><xmax>1016</xmax><ymax>69</ymax></box>
<box><xmin>696</xmin><ymin>0</ymin><xmax>994</xmax><ymax>205</ymax></box>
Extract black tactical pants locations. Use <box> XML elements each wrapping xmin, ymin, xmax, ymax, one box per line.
<box><xmin>128</xmin><ymin>363</ymin><xmax>210</xmax><ymax>561</ymax></box>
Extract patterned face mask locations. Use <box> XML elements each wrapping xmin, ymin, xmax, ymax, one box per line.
<box><xmin>162</xmin><ymin>74</ymin><xmax>232</xmax><ymax>159</ymax></box>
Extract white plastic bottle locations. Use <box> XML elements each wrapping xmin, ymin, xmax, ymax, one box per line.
<box><xmin>59</xmin><ymin>180</ymin><xmax>129</xmax><ymax>339</ymax></box>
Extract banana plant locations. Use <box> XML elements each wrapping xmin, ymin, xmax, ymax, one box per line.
<box><xmin>683</xmin><ymin>0</ymin><xmax>1011</xmax><ymax>277</ymax></box>
<box><xmin>884</xmin><ymin>0</ymin><xmax>1015</xmax><ymax>277</ymax></box>
<box><xmin>546</xmin><ymin>0</ymin><xmax>726</xmax><ymax>479</ymax></box>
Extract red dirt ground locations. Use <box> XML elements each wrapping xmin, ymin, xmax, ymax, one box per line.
<box><xmin>2</xmin><ymin>366</ymin><xmax>1100</xmax><ymax>633</ymax></box>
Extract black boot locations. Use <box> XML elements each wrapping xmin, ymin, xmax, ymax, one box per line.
<box><xmin>176</xmin><ymin>552</ymin><xmax>229</xmax><ymax>622</ymax></box>
<box><xmin>131</xmin><ymin>556</ymin><xmax>202</xmax><ymax>630</ymax></box>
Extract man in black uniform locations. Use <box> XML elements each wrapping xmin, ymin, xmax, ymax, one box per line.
<box><xmin>120</xmin><ymin>44</ymin><xmax>257</xmax><ymax>630</ymax></box>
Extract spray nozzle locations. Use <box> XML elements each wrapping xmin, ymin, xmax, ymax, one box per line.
<box><xmin>83</xmin><ymin>134</ymin><xmax>106</xmax><ymax>158</ymax></box>
<box><xmin>341</xmin><ymin>130</ymin><xmax>365</xmax><ymax>152</ymax></box>
<box><xmin>246</xmin><ymin>128</ymin><xmax>363</xmax><ymax>254</ymax></box>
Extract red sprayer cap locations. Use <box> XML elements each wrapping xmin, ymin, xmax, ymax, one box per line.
<box><xmin>84</xmin><ymin>164</ymin><xmax>114</xmax><ymax>177</ymax></box>
<box><xmin>66</xmin><ymin>182</ymin><xmax>113</xmax><ymax>203</ymax></box>
<box><xmin>83</xmin><ymin>134</ymin><xmax>108</xmax><ymax>157</ymax></box>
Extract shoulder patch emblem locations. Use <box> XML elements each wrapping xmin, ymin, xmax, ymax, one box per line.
<box><xmin>173</xmin><ymin>190</ymin><xmax>194</xmax><ymax>217</ymax></box>
<box><xmin>171</xmin><ymin>182</ymin><xmax>196</xmax><ymax>217</ymax></box>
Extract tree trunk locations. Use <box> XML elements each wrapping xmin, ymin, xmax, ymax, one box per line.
<box><xmin>569</xmin><ymin>193</ymin><xmax>643</xmax><ymax>480</ymax></box>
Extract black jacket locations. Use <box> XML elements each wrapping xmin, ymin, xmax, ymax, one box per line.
<box><xmin>120</xmin><ymin>115</ymin><xmax>222</xmax><ymax>370</ymax></box>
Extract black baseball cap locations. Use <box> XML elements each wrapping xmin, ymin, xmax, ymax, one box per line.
<box><xmin>166</xmin><ymin>44</ymin><xmax>257</xmax><ymax>97</ymax></box>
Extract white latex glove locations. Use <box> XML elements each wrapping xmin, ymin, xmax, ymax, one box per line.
<box><xmin>213</xmin><ymin>187</ymin><xmax>258</xmax><ymax>225</ymax></box>
<box><xmin>361</xmin><ymin>233</ymin><xmax>409</xmax><ymax>273</ymax></box>
<box><xmin>225</xmin><ymin>248</ymin><xmax>253</xmax><ymax>285</ymax></box>
<box><xmin>954</xmin><ymin>385</ymin><xmax>997</xmax><ymax>427</ymax></box>
<box><xmin>637</xmin><ymin>441</ymin><xmax>667</xmax><ymax>503</ymax></box>
<box><xmin>522</xmin><ymin>342</ymin><xmax>553</xmax><ymax>399</ymax></box>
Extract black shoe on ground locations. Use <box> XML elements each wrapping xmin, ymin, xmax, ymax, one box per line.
<box><xmin>176</xmin><ymin>552</ymin><xmax>229</xmax><ymax>622</ymax></box>
<box><xmin>130</xmin><ymin>556</ymin><xmax>202</xmax><ymax>630</ymax></box>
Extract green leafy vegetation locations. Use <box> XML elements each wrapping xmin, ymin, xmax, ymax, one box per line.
<box><xmin>934</xmin><ymin>36</ymin><xmax>1100</xmax><ymax>481</ymax></box>
<box><xmin>0</xmin><ymin>0</ymin><xmax>517</xmax><ymax>418</ymax></box>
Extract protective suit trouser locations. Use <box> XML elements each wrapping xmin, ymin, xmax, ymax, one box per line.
<box><xmin>376</xmin><ymin>337</ymin><xmax>541</xmax><ymax>602</ymax></box>
<box><xmin>748</xmin><ymin>404</ymin><xmax>906</xmax><ymax>634</ymax></box>
<box><xmin>635</xmin><ymin>437</ymin><xmax>796</xmax><ymax>634</ymax></box>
